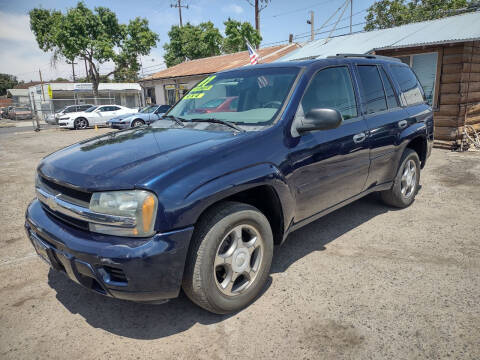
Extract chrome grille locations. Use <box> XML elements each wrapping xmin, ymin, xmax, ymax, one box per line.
<box><xmin>36</xmin><ymin>175</ymin><xmax>137</xmax><ymax>230</ymax></box>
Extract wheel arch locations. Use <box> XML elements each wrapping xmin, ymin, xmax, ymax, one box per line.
<box><xmin>405</xmin><ymin>135</ymin><xmax>427</xmax><ymax>168</ymax></box>
<box><xmin>179</xmin><ymin>164</ymin><xmax>294</xmax><ymax>246</ymax></box>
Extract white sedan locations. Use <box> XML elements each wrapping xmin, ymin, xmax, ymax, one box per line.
<box><xmin>58</xmin><ymin>105</ymin><xmax>138</xmax><ymax>130</ymax></box>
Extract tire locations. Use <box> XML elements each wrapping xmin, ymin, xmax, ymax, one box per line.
<box><xmin>380</xmin><ymin>148</ymin><xmax>420</xmax><ymax>208</ymax></box>
<box><xmin>74</xmin><ymin>117</ymin><xmax>89</xmax><ymax>130</ymax></box>
<box><xmin>131</xmin><ymin>119</ymin><xmax>145</xmax><ymax>127</ymax></box>
<box><xmin>182</xmin><ymin>201</ymin><xmax>274</xmax><ymax>314</ymax></box>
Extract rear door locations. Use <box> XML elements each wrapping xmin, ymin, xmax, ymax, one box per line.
<box><xmin>355</xmin><ymin>64</ymin><xmax>409</xmax><ymax>187</ymax></box>
<box><xmin>289</xmin><ymin>65</ymin><xmax>371</xmax><ymax>221</ymax></box>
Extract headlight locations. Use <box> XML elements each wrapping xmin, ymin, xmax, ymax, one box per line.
<box><xmin>89</xmin><ymin>190</ymin><xmax>158</xmax><ymax>237</ymax></box>
<box><xmin>59</xmin><ymin>116</ymin><xmax>70</xmax><ymax>120</ymax></box>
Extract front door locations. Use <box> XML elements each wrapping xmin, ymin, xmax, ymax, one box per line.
<box><xmin>289</xmin><ymin>65</ymin><xmax>370</xmax><ymax>222</ymax></box>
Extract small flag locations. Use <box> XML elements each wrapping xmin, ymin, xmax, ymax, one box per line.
<box><xmin>245</xmin><ymin>38</ymin><xmax>259</xmax><ymax>65</ymax></box>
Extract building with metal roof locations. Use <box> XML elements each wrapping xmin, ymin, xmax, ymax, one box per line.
<box><xmin>278</xmin><ymin>12</ymin><xmax>480</xmax><ymax>148</ymax></box>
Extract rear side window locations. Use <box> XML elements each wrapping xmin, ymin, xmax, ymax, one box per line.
<box><xmin>379</xmin><ymin>67</ymin><xmax>398</xmax><ymax>108</ymax></box>
<box><xmin>299</xmin><ymin>66</ymin><xmax>357</xmax><ymax>120</ymax></box>
<box><xmin>357</xmin><ymin>65</ymin><xmax>387</xmax><ymax>114</ymax></box>
<box><xmin>390</xmin><ymin>65</ymin><xmax>425</xmax><ymax>106</ymax></box>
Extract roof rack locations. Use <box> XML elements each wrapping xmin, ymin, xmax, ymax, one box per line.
<box><xmin>327</xmin><ymin>53</ymin><xmax>401</xmax><ymax>62</ymax></box>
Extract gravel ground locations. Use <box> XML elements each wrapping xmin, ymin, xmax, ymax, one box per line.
<box><xmin>0</xmin><ymin>128</ymin><xmax>479</xmax><ymax>359</ymax></box>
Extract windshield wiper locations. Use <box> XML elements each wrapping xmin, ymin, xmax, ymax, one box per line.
<box><xmin>189</xmin><ymin>118</ymin><xmax>245</xmax><ymax>132</ymax></box>
<box><xmin>162</xmin><ymin>115</ymin><xmax>185</xmax><ymax>127</ymax></box>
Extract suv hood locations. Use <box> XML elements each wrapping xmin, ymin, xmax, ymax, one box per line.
<box><xmin>38</xmin><ymin>127</ymin><xmax>238</xmax><ymax>191</ymax></box>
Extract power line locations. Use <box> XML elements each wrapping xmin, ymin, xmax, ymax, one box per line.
<box><xmin>270</xmin><ymin>0</ymin><xmax>336</xmax><ymax>18</ymax></box>
<box><xmin>171</xmin><ymin>0</ymin><xmax>189</xmax><ymax>27</ymax></box>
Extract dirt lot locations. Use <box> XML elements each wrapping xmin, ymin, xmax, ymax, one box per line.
<box><xmin>0</xmin><ymin>127</ymin><xmax>479</xmax><ymax>359</ymax></box>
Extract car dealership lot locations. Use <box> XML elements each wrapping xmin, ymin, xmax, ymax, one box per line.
<box><xmin>0</xmin><ymin>128</ymin><xmax>479</xmax><ymax>359</ymax></box>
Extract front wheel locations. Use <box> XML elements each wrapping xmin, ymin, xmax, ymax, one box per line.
<box><xmin>74</xmin><ymin>118</ymin><xmax>89</xmax><ymax>130</ymax></box>
<box><xmin>182</xmin><ymin>202</ymin><xmax>273</xmax><ymax>314</ymax></box>
<box><xmin>131</xmin><ymin>119</ymin><xmax>145</xmax><ymax>127</ymax></box>
<box><xmin>380</xmin><ymin>148</ymin><xmax>420</xmax><ymax>208</ymax></box>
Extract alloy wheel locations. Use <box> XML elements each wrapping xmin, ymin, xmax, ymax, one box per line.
<box><xmin>213</xmin><ymin>224</ymin><xmax>264</xmax><ymax>297</ymax></box>
<box><xmin>400</xmin><ymin>159</ymin><xmax>417</xmax><ymax>198</ymax></box>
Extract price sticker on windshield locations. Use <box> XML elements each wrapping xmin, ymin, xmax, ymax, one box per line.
<box><xmin>190</xmin><ymin>76</ymin><xmax>216</xmax><ymax>92</ymax></box>
<box><xmin>184</xmin><ymin>92</ymin><xmax>205</xmax><ymax>99</ymax></box>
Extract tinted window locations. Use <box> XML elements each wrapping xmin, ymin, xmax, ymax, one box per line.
<box><xmin>78</xmin><ymin>105</ymin><xmax>92</xmax><ymax>111</ymax></box>
<box><xmin>64</xmin><ymin>106</ymin><xmax>77</xmax><ymax>113</ymax></box>
<box><xmin>99</xmin><ymin>107</ymin><xmax>110</xmax><ymax>112</ymax></box>
<box><xmin>158</xmin><ymin>105</ymin><xmax>171</xmax><ymax>112</ymax></box>
<box><xmin>110</xmin><ymin>106</ymin><xmax>121</xmax><ymax>111</ymax></box>
<box><xmin>299</xmin><ymin>66</ymin><xmax>357</xmax><ymax>120</ymax></box>
<box><xmin>390</xmin><ymin>65</ymin><xmax>425</xmax><ymax>106</ymax></box>
<box><xmin>357</xmin><ymin>65</ymin><xmax>387</xmax><ymax>114</ymax></box>
<box><xmin>379</xmin><ymin>67</ymin><xmax>398</xmax><ymax>108</ymax></box>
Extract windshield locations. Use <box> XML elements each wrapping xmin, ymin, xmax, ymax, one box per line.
<box><xmin>55</xmin><ymin>106</ymin><xmax>67</xmax><ymax>114</ymax></box>
<box><xmin>139</xmin><ymin>106</ymin><xmax>156</xmax><ymax>114</ymax></box>
<box><xmin>85</xmin><ymin>106</ymin><xmax>98</xmax><ymax>112</ymax></box>
<box><xmin>166</xmin><ymin>67</ymin><xmax>299</xmax><ymax>127</ymax></box>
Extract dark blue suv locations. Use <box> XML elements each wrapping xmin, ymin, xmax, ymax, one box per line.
<box><xmin>25</xmin><ymin>55</ymin><xmax>433</xmax><ymax>314</ymax></box>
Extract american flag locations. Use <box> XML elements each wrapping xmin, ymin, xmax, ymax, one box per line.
<box><xmin>246</xmin><ymin>39</ymin><xmax>259</xmax><ymax>65</ymax></box>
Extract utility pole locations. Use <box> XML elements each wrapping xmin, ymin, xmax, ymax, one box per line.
<box><xmin>171</xmin><ymin>0</ymin><xmax>189</xmax><ymax>27</ymax></box>
<box><xmin>66</xmin><ymin>59</ymin><xmax>78</xmax><ymax>82</ymax></box>
<box><xmin>38</xmin><ymin>69</ymin><xmax>45</xmax><ymax>101</ymax></box>
<box><xmin>307</xmin><ymin>11</ymin><xmax>315</xmax><ymax>41</ymax></box>
<box><xmin>350</xmin><ymin>0</ymin><xmax>353</xmax><ymax>34</ymax></box>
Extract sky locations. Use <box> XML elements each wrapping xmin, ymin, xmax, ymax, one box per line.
<box><xmin>0</xmin><ymin>0</ymin><xmax>376</xmax><ymax>82</ymax></box>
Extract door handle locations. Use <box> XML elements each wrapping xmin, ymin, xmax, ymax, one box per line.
<box><xmin>398</xmin><ymin>120</ymin><xmax>408</xmax><ymax>129</ymax></box>
<box><xmin>353</xmin><ymin>132</ymin><xmax>366</xmax><ymax>143</ymax></box>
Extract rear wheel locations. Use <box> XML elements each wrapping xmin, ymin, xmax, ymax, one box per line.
<box><xmin>74</xmin><ymin>118</ymin><xmax>88</xmax><ymax>130</ymax></box>
<box><xmin>182</xmin><ymin>202</ymin><xmax>273</xmax><ymax>314</ymax></box>
<box><xmin>132</xmin><ymin>119</ymin><xmax>145</xmax><ymax>127</ymax></box>
<box><xmin>380</xmin><ymin>148</ymin><xmax>420</xmax><ymax>208</ymax></box>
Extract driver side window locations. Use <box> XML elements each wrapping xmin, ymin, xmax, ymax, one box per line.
<box><xmin>298</xmin><ymin>66</ymin><xmax>357</xmax><ymax>120</ymax></box>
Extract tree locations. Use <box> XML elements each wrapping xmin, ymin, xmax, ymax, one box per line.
<box><xmin>29</xmin><ymin>2</ymin><xmax>158</xmax><ymax>97</ymax></box>
<box><xmin>365</xmin><ymin>0</ymin><xmax>473</xmax><ymax>31</ymax></box>
<box><xmin>244</xmin><ymin>0</ymin><xmax>270</xmax><ymax>44</ymax></box>
<box><xmin>0</xmin><ymin>74</ymin><xmax>18</xmax><ymax>96</ymax></box>
<box><xmin>223</xmin><ymin>18</ymin><xmax>262</xmax><ymax>53</ymax></box>
<box><xmin>163</xmin><ymin>22</ymin><xmax>223</xmax><ymax>67</ymax></box>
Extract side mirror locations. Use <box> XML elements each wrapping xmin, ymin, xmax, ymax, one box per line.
<box><xmin>297</xmin><ymin>108</ymin><xmax>343</xmax><ymax>133</ymax></box>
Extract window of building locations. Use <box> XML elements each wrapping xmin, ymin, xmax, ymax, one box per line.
<box><xmin>394</xmin><ymin>52</ymin><xmax>437</xmax><ymax>106</ymax></box>
<box><xmin>357</xmin><ymin>65</ymin><xmax>387</xmax><ymax>114</ymax></box>
<box><xmin>299</xmin><ymin>66</ymin><xmax>357</xmax><ymax>120</ymax></box>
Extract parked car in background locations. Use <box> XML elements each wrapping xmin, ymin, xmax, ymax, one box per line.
<box><xmin>58</xmin><ymin>105</ymin><xmax>138</xmax><ymax>129</ymax></box>
<box><xmin>10</xmin><ymin>106</ymin><xmax>33</xmax><ymax>120</ymax></box>
<box><xmin>26</xmin><ymin>55</ymin><xmax>433</xmax><ymax>314</ymax></box>
<box><xmin>4</xmin><ymin>106</ymin><xmax>15</xmax><ymax>119</ymax></box>
<box><xmin>107</xmin><ymin>104</ymin><xmax>171</xmax><ymax>129</ymax></box>
<box><xmin>188</xmin><ymin>96</ymin><xmax>238</xmax><ymax>114</ymax></box>
<box><xmin>46</xmin><ymin>104</ymin><xmax>94</xmax><ymax>125</ymax></box>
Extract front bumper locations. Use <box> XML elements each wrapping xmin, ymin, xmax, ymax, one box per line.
<box><xmin>108</xmin><ymin>121</ymin><xmax>130</xmax><ymax>129</ymax></box>
<box><xmin>58</xmin><ymin>121</ymin><xmax>74</xmax><ymax>129</ymax></box>
<box><xmin>25</xmin><ymin>199</ymin><xmax>193</xmax><ymax>302</ymax></box>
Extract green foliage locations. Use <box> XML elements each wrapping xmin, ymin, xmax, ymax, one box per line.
<box><xmin>29</xmin><ymin>1</ymin><xmax>158</xmax><ymax>95</ymax></box>
<box><xmin>163</xmin><ymin>22</ymin><xmax>223</xmax><ymax>67</ymax></box>
<box><xmin>223</xmin><ymin>18</ymin><xmax>262</xmax><ymax>53</ymax></box>
<box><xmin>163</xmin><ymin>19</ymin><xmax>262</xmax><ymax>67</ymax></box>
<box><xmin>0</xmin><ymin>74</ymin><xmax>18</xmax><ymax>96</ymax></box>
<box><xmin>365</xmin><ymin>0</ymin><xmax>473</xmax><ymax>31</ymax></box>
